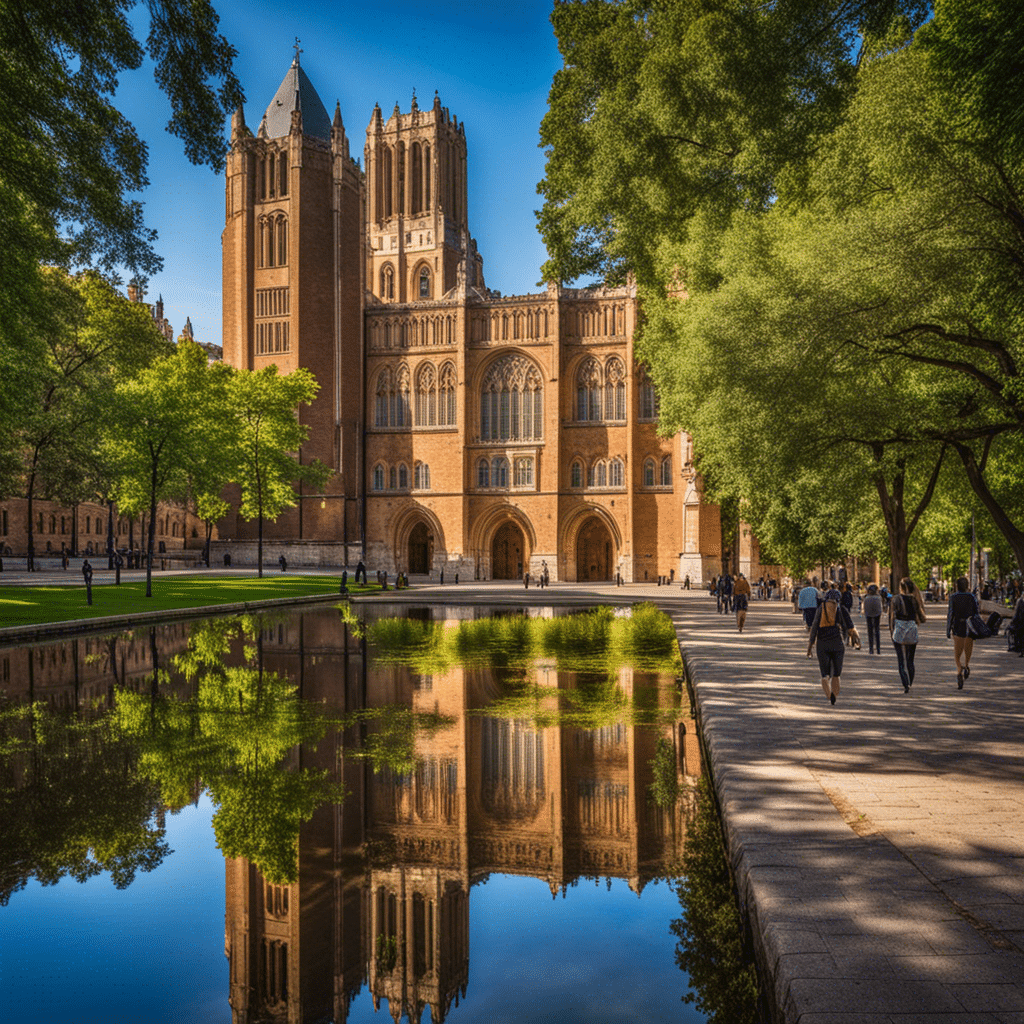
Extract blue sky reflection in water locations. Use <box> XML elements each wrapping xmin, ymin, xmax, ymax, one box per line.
<box><xmin>3</xmin><ymin>797</ymin><xmax>226</xmax><ymax>1024</ymax></box>
<box><xmin>0</xmin><ymin>604</ymin><xmax>707</xmax><ymax>1023</ymax></box>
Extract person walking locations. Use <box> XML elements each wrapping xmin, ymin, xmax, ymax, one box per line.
<box><xmin>798</xmin><ymin>579</ymin><xmax>820</xmax><ymax>630</ymax></box>
<box><xmin>889</xmin><ymin>577</ymin><xmax>927</xmax><ymax>693</ymax></box>
<box><xmin>841</xmin><ymin>583</ymin><xmax>856</xmax><ymax>645</ymax></box>
<box><xmin>946</xmin><ymin>575</ymin><xmax>981</xmax><ymax>687</ymax></box>
<box><xmin>720</xmin><ymin>572</ymin><xmax>733</xmax><ymax>614</ymax></box>
<box><xmin>733</xmin><ymin>573</ymin><xmax>751</xmax><ymax>632</ymax></box>
<box><xmin>862</xmin><ymin>583</ymin><xmax>883</xmax><ymax>654</ymax></box>
<box><xmin>807</xmin><ymin>589</ymin><xmax>855</xmax><ymax>704</ymax></box>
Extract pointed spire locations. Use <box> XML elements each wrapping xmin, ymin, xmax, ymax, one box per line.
<box><xmin>392</xmin><ymin>100</ymin><xmax>401</xmax><ymax>120</ymax></box>
<box><xmin>257</xmin><ymin>113</ymin><xmax>269</xmax><ymax>139</ymax></box>
<box><xmin>333</xmin><ymin>101</ymin><xmax>343</xmax><ymax>130</ymax></box>
<box><xmin>411</xmin><ymin>88</ymin><xmax>418</xmax><ymax>113</ymax></box>
<box><xmin>231</xmin><ymin>104</ymin><xmax>247</xmax><ymax>141</ymax></box>
<box><xmin>183</xmin><ymin>316</ymin><xmax>194</xmax><ymax>339</ymax></box>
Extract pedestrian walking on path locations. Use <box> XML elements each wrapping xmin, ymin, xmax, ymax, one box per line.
<box><xmin>890</xmin><ymin>577</ymin><xmax>926</xmax><ymax>693</ymax></box>
<box><xmin>798</xmin><ymin>579</ymin><xmax>820</xmax><ymax>630</ymax></box>
<box><xmin>733</xmin><ymin>573</ymin><xmax>751</xmax><ymax>632</ymax></box>
<box><xmin>806</xmin><ymin>589</ymin><xmax>855</xmax><ymax>704</ymax></box>
<box><xmin>862</xmin><ymin>583</ymin><xmax>883</xmax><ymax>654</ymax></box>
<box><xmin>947</xmin><ymin>574</ymin><xmax>981</xmax><ymax>687</ymax></box>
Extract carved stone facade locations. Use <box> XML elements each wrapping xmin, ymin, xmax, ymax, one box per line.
<box><xmin>220</xmin><ymin>57</ymin><xmax>747</xmax><ymax>583</ymax></box>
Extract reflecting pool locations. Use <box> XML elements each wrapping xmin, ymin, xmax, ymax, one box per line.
<box><xmin>0</xmin><ymin>602</ymin><xmax>749</xmax><ymax>1023</ymax></box>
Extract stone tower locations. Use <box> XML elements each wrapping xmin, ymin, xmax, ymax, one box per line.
<box><xmin>364</xmin><ymin>91</ymin><xmax>484</xmax><ymax>304</ymax></box>
<box><xmin>221</xmin><ymin>54</ymin><xmax>364</xmax><ymax>546</ymax></box>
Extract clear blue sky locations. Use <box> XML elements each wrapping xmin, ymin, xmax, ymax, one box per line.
<box><xmin>117</xmin><ymin>0</ymin><xmax>566</xmax><ymax>346</ymax></box>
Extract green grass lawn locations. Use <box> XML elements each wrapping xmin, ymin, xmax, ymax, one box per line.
<box><xmin>0</xmin><ymin>574</ymin><xmax>376</xmax><ymax>627</ymax></box>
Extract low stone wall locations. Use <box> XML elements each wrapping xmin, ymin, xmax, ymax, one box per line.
<box><xmin>210</xmin><ymin>540</ymin><xmax>361</xmax><ymax>569</ymax></box>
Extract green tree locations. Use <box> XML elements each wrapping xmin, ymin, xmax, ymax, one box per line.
<box><xmin>539</xmin><ymin>0</ymin><xmax>1024</xmax><ymax>572</ymax></box>
<box><xmin>7</xmin><ymin>270</ymin><xmax>170</xmax><ymax>567</ymax></box>
<box><xmin>537</xmin><ymin>0</ymin><xmax>927</xmax><ymax>287</ymax></box>
<box><xmin>229</xmin><ymin>367</ymin><xmax>331</xmax><ymax>577</ymax></box>
<box><xmin>0</xmin><ymin>1</ymin><xmax>242</xmax><ymax>357</ymax></box>
<box><xmin>0</xmin><ymin>702</ymin><xmax>170</xmax><ymax>906</ymax></box>
<box><xmin>105</xmin><ymin>339</ymin><xmax>229</xmax><ymax>595</ymax></box>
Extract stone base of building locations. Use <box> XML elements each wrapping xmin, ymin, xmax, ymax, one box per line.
<box><xmin>210</xmin><ymin>540</ymin><xmax>361</xmax><ymax>569</ymax></box>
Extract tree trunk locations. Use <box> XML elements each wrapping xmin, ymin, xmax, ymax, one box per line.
<box><xmin>26</xmin><ymin>476</ymin><xmax>35</xmax><ymax>572</ymax></box>
<box><xmin>107</xmin><ymin>499</ymin><xmax>115</xmax><ymax>569</ymax></box>
<box><xmin>146</xmin><ymin>462</ymin><xmax>158</xmax><ymax>598</ymax></box>
<box><xmin>257</xmin><ymin>513</ymin><xmax>264</xmax><ymax>578</ymax></box>
<box><xmin>954</xmin><ymin>442</ymin><xmax>1024</xmax><ymax>572</ymax></box>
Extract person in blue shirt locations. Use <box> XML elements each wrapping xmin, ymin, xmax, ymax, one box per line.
<box><xmin>798</xmin><ymin>580</ymin><xmax>820</xmax><ymax>630</ymax></box>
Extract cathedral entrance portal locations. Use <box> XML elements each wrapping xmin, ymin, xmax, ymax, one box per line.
<box><xmin>408</xmin><ymin>522</ymin><xmax>432</xmax><ymax>575</ymax></box>
<box><xmin>576</xmin><ymin>517</ymin><xmax>614</xmax><ymax>581</ymax></box>
<box><xmin>491</xmin><ymin>521</ymin><xmax>526</xmax><ymax>579</ymax></box>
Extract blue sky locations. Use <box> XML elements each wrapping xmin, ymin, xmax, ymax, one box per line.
<box><xmin>117</xmin><ymin>0</ymin><xmax>566</xmax><ymax>346</ymax></box>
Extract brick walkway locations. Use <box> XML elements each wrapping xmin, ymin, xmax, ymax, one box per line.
<box><xmin>670</xmin><ymin>593</ymin><xmax>1024</xmax><ymax>1024</ymax></box>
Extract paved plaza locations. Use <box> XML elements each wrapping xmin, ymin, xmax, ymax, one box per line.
<box><xmin>2</xmin><ymin>570</ymin><xmax>1023</xmax><ymax>1020</ymax></box>
<box><xmin>670</xmin><ymin>592</ymin><xmax>1024</xmax><ymax>1024</ymax></box>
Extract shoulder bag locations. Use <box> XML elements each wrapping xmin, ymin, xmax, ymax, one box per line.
<box><xmin>891</xmin><ymin>595</ymin><xmax>919</xmax><ymax>644</ymax></box>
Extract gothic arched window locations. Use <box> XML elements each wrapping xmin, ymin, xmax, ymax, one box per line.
<box><xmin>643</xmin><ymin>458</ymin><xmax>656</xmax><ymax>487</ymax></box>
<box><xmin>491</xmin><ymin>457</ymin><xmax>509</xmax><ymax>488</ymax></box>
<box><xmin>374</xmin><ymin>368</ymin><xmax>391</xmax><ymax>427</ymax></box>
<box><xmin>571</xmin><ymin>460</ymin><xmax>583</xmax><ymax>488</ymax></box>
<box><xmin>275</xmin><ymin>216</ymin><xmax>287</xmax><ymax>265</ymax></box>
<box><xmin>606</xmin><ymin>357</ymin><xmax>626</xmax><ymax>421</ymax></box>
<box><xmin>414</xmin><ymin>462</ymin><xmax>430</xmax><ymax>490</ymax></box>
<box><xmin>415</xmin><ymin>362</ymin><xmax>437</xmax><ymax>426</ymax></box>
<box><xmin>480</xmin><ymin>354</ymin><xmax>543</xmax><ymax>442</ymax></box>
<box><xmin>395</xmin><ymin>364</ymin><xmax>410</xmax><ymax>427</ymax></box>
<box><xmin>381</xmin><ymin>264</ymin><xmax>395</xmax><ymax>301</ymax></box>
<box><xmin>278</xmin><ymin>152</ymin><xmax>288</xmax><ymax>197</ymax></box>
<box><xmin>398</xmin><ymin>463</ymin><xmax>409</xmax><ymax>490</ymax></box>
<box><xmin>638</xmin><ymin>365</ymin><xmax>659</xmax><ymax>421</ymax></box>
<box><xmin>373</xmin><ymin>464</ymin><xmax>385</xmax><ymax>491</ymax></box>
<box><xmin>514</xmin><ymin>457</ymin><xmax>533</xmax><ymax>487</ymax></box>
<box><xmin>439</xmin><ymin>362</ymin><xmax>457</xmax><ymax>426</ymax></box>
<box><xmin>576</xmin><ymin>358</ymin><xmax>602</xmax><ymax>421</ymax></box>
<box><xmin>419</xmin><ymin>266</ymin><xmax>430</xmax><ymax>298</ymax></box>
<box><xmin>610</xmin><ymin>458</ymin><xmax>624</xmax><ymax>487</ymax></box>
<box><xmin>389</xmin><ymin>465</ymin><xmax>397</xmax><ymax>490</ymax></box>
<box><xmin>660</xmin><ymin>456</ymin><xmax>672</xmax><ymax>487</ymax></box>
<box><xmin>477</xmin><ymin>458</ymin><xmax>490</xmax><ymax>489</ymax></box>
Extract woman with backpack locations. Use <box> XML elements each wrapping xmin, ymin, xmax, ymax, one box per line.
<box><xmin>890</xmin><ymin>577</ymin><xmax>927</xmax><ymax>693</ymax></box>
<box><xmin>807</xmin><ymin>587</ymin><xmax>856</xmax><ymax>705</ymax></box>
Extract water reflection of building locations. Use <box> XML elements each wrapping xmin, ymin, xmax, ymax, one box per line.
<box><xmin>224</xmin><ymin>608</ymin><xmax>701</xmax><ymax>1024</ymax></box>
<box><xmin>1</xmin><ymin>622</ymin><xmax>193</xmax><ymax>710</ymax></box>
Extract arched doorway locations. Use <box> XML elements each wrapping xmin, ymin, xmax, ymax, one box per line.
<box><xmin>576</xmin><ymin>517</ymin><xmax>614</xmax><ymax>581</ymax></box>
<box><xmin>408</xmin><ymin>521</ymin><xmax>432</xmax><ymax>574</ymax></box>
<box><xmin>491</xmin><ymin>521</ymin><xmax>526</xmax><ymax>579</ymax></box>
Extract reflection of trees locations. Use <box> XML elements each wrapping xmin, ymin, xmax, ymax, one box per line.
<box><xmin>671</xmin><ymin>777</ymin><xmax>758</xmax><ymax>1024</ymax></box>
<box><xmin>366</xmin><ymin>604</ymin><xmax>682</xmax><ymax>680</ymax></box>
<box><xmin>0</xmin><ymin>702</ymin><xmax>170</xmax><ymax>905</ymax></box>
<box><xmin>113</xmin><ymin>615</ymin><xmax>344</xmax><ymax>883</ymax></box>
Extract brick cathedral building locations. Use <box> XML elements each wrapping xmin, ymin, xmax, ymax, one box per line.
<box><xmin>219</xmin><ymin>56</ymin><xmax>749</xmax><ymax>583</ymax></box>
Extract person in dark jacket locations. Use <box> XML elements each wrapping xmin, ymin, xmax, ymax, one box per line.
<box><xmin>807</xmin><ymin>592</ymin><xmax>855</xmax><ymax>705</ymax></box>
<box><xmin>947</xmin><ymin>575</ymin><xmax>981</xmax><ymax>688</ymax></box>
<box><xmin>862</xmin><ymin>584</ymin><xmax>883</xmax><ymax>655</ymax></box>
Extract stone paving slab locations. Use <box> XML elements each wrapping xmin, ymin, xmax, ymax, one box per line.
<box><xmin>668</xmin><ymin>595</ymin><xmax>1024</xmax><ymax>1023</ymax></box>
